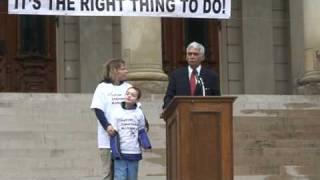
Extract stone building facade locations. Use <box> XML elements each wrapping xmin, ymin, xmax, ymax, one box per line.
<box><xmin>1</xmin><ymin>0</ymin><xmax>320</xmax><ymax>94</ymax></box>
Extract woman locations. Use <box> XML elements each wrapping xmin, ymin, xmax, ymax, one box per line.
<box><xmin>90</xmin><ymin>58</ymin><xmax>131</xmax><ymax>180</ymax></box>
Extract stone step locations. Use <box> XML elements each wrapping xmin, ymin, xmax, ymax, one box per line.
<box><xmin>0</xmin><ymin>93</ymin><xmax>164</xmax><ymax>121</ymax></box>
<box><xmin>0</xmin><ymin>157</ymin><xmax>100</xmax><ymax>169</ymax></box>
<box><xmin>1</xmin><ymin>177</ymin><xmax>165</xmax><ymax>180</ymax></box>
<box><xmin>234</xmin><ymin>139</ymin><xmax>320</xmax><ymax>149</ymax></box>
<box><xmin>0</xmin><ymin>119</ymin><xmax>163</xmax><ymax>133</ymax></box>
<box><xmin>235</xmin><ymin>158</ymin><xmax>319</xmax><ymax>171</ymax></box>
<box><xmin>0</xmin><ymin>138</ymin><xmax>96</xmax><ymax>149</ymax></box>
<box><xmin>269</xmin><ymin>165</ymin><xmax>320</xmax><ymax>180</ymax></box>
<box><xmin>0</xmin><ymin>96</ymin><xmax>90</xmax><ymax>112</ymax></box>
<box><xmin>0</xmin><ymin>148</ymin><xmax>99</xmax><ymax>159</ymax></box>
<box><xmin>234</xmin><ymin>165</ymin><xmax>278</xmax><ymax>175</ymax></box>
<box><xmin>0</xmin><ymin>116</ymin><xmax>96</xmax><ymax>132</ymax></box>
<box><xmin>234</xmin><ymin>155</ymin><xmax>320</xmax><ymax>175</ymax></box>
<box><xmin>234</xmin><ymin>175</ymin><xmax>273</xmax><ymax>180</ymax></box>
<box><xmin>0</xmin><ymin>148</ymin><xmax>165</xmax><ymax>163</ymax></box>
<box><xmin>235</xmin><ymin>109</ymin><xmax>320</xmax><ymax>118</ymax></box>
<box><xmin>145</xmin><ymin>124</ymin><xmax>166</xmax><ymax>148</ymax></box>
<box><xmin>139</xmin><ymin>150</ymin><xmax>166</xmax><ymax>176</ymax></box>
<box><xmin>234</xmin><ymin>126</ymin><xmax>320</xmax><ymax>137</ymax></box>
<box><xmin>0</xmin><ymin>150</ymin><xmax>165</xmax><ymax>179</ymax></box>
<box><xmin>0</xmin><ymin>113</ymin><xmax>96</xmax><ymax>122</ymax></box>
<box><xmin>235</xmin><ymin>146</ymin><xmax>320</xmax><ymax>160</ymax></box>
<box><xmin>0</xmin><ymin>167</ymin><xmax>100</xmax><ymax>178</ymax></box>
<box><xmin>0</xmin><ymin>125</ymin><xmax>164</xmax><ymax>149</ymax></box>
<box><xmin>138</xmin><ymin>176</ymin><xmax>166</xmax><ymax>180</ymax></box>
<box><xmin>0</xmin><ymin>177</ymin><xmax>102</xmax><ymax>180</ymax></box>
<box><xmin>9</xmin><ymin>175</ymin><xmax>320</xmax><ymax>180</ymax></box>
<box><xmin>234</xmin><ymin>131</ymin><xmax>320</xmax><ymax>141</ymax></box>
<box><xmin>0</xmin><ymin>131</ymin><xmax>95</xmax><ymax>141</ymax></box>
<box><xmin>234</xmin><ymin>116</ymin><xmax>320</xmax><ymax>132</ymax></box>
<box><xmin>0</xmin><ymin>140</ymin><xmax>162</xmax><ymax>151</ymax></box>
<box><xmin>0</xmin><ymin>122</ymin><xmax>96</xmax><ymax>132</ymax></box>
<box><xmin>281</xmin><ymin>165</ymin><xmax>320</xmax><ymax>175</ymax></box>
<box><xmin>1</xmin><ymin>94</ymin><xmax>320</xmax><ymax>179</ymax></box>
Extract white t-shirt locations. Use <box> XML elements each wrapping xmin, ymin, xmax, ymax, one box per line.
<box><xmin>90</xmin><ymin>82</ymin><xmax>132</xmax><ymax>148</ymax></box>
<box><xmin>110</xmin><ymin>106</ymin><xmax>145</xmax><ymax>154</ymax></box>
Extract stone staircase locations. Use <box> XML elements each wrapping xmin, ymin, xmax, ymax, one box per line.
<box><xmin>233</xmin><ymin>95</ymin><xmax>320</xmax><ymax>180</ymax></box>
<box><xmin>0</xmin><ymin>93</ymin><xmax>320</xmax><ymax>180</ymax></box>
<box><xmin>0</xmin><ymin>93</ymin><xmax>102</xmax><ymax>180</ymax></box>
<box><xmin>0</xmin><ymin>93</ymin><xmax>166</xmax><ymax>180</ymax></box>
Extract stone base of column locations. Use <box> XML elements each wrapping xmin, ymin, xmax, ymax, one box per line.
<box><xmin>128</xmin><ymin>72</ymin><xmax>168</xmax><ymax>81</ymax></box>
<box><xmin>299</xmin><ymin>71</ymin><xmax>320</xmax><ymax>84</ymax></box>
<box><xmin>297</xmin><ymin>48</ymin><xmax>320</xmax><ymax>94</ymax></box>
<box><xmin>297</xmin><ymin>82</ymin><xmax>320</xmax><ymax>94</ymax></box>
<box><xmin>128</xmin><ymin>72</ymin><xmax>168</xmax><ymax>94</ymax></box>
<box><xmin>129</xmin><ymin>80</ymin><xmax>168</xmax><ymax>94</ymax></box>
<box><xmin>298</xmin><ymin>71</ymin><xmax>320</xmax><ymax>94</ymax></box>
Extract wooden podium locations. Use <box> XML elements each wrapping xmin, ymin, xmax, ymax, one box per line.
<box><xmin>162</xmin><ymin>96</ymin><xmax>236</xmax><ymax>180</ymax></box>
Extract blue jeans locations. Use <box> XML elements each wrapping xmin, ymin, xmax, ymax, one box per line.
<box><xmin>114</xmin><ymin>159</ymin><xmax>139</xmax><ymax>180</ymax></box>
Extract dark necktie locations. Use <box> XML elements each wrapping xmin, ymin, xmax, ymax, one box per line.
<box><xmin>190</xmin><ymin>70</ymin><xmax>197</xmax><ymax>95</ymax></box>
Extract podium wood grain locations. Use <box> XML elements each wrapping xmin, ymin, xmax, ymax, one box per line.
<box><xmin>162</xmin><ymin>96</ymin><xmax>236</xmax><ymax>180</ymax></box>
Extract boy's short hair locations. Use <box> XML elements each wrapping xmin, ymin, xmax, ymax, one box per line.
<box><xmin>128</xmin><ymin>86</ymin><xmax>142</xmax><ymax>99</ymax></box>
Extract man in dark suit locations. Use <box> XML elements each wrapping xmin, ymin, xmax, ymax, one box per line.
<box><xmin>163</xmin><ymin>41</ymin><xmax>220</xmax><ymax>109</ymax></box>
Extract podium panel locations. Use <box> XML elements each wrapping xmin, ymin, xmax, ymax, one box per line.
<box><xmin>162</xmin><ymin>96</ymin><xmax>236</xmax><ymax>180</ymax></box>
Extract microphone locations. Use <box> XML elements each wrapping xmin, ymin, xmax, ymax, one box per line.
<box><xmin>194</xmin><ymin>71</ymin><xmax>206</xmax><ymax>96</ymax></box>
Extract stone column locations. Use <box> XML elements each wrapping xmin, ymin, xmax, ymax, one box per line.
<box><xmin>121</xmin><ymin>17</ymin><xmax>168</xmax><ymax>94</ymax></box>
<box><xmin>80</xmin><ymin>17</ymin><xmax>114</xmax><ymax>93</ymax></box>
<box><xmin>242</xmin><ymin>0</ymin><xmax>274</xmax><ymax>94</ymax></box>
<box><xmin>299</xmin><ymin>0</ymin><xmax>320</xmax><ymax>94</ymax></box>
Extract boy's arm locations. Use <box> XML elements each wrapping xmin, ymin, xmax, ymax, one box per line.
<box><xmin>138</xmin><ymin>112</ymin><xmax>152</xmax><ymax>149</ymax></box>
<box><xmin>138</xmin><ymin>129</ymin><xmax>152</xmax><ymax>149</ymax></box>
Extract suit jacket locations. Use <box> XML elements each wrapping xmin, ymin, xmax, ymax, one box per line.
<box><xmin>163</xmin><ymin>66</ymin><xmax>220</xmax><ymax>109</ymax></box>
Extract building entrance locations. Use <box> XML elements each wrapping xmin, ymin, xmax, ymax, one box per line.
<box><xmin>0</xmin><ymin>1</ymin><xmax>56</xmax><ymax>92</ymax></box>
<box><xmin>162</xmin><ymin>18</ymin><xmax>220</xmax><ymax>75</ymax></box>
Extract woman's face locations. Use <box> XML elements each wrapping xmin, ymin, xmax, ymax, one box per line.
<box><xmin>114</xmin><ymin>64</ymin><xmax>128</xmax><ymax>82</ymax></box>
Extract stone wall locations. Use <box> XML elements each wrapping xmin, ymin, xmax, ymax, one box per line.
<box><xmin>233</xmin><ymin>95</ymin><xmax>320</xmax><ymax>178</ymax></box>
<box><xmin>0</xmin><ymin>94</ymin><xmax>319</xmax><ymax>179</ymax></box>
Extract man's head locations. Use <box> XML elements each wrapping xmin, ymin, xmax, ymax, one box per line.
<box><xmin>186</xmin><ymin>42</ymin><xmax>205</xmax><ymax>69</ymax></box>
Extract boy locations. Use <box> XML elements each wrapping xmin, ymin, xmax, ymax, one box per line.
<box><xmin>109</xmin><ymin>87</ymin><xmax>151</xmax><ymax>180</ymax></box>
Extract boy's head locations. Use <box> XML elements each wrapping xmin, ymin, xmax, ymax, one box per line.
<box><xmin>125</xmin><ymin>87</ymin><xmax>141</xmax><ymax>105</ymax></box>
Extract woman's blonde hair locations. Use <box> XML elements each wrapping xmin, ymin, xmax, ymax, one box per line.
<box><xmin>102</xmin><ymin>58</ymin><xmax>125</xmax><ymax>82</ymax></box>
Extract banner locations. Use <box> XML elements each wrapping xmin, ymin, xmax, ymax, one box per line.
<box><xmin>8</xmin><ymin>0</ymin><xmax>231</xmax><ymax>19</ymax></box>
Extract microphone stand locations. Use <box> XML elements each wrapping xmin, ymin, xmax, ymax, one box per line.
<box><xmin>199</xmin><ymin>77</ymin><xmax>206</xmax><ymax>96</ymax></box>
<box><xmin>195</xmin><ymin>72</ymin><xmax>206</xmax><ymax>96</ymax></box>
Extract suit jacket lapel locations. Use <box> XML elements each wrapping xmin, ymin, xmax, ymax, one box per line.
<box><xmin>183</xmin><ymin>67</ymin><xmax>191</xmax><ymax>95</ymax></box>
<box><xmin>200</xmin><ymin>68</ymin><xmax>208</xmax><ymax>83</ymax></box>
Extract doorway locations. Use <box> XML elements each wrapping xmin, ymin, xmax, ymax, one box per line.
<box><xmin>0</xmin><ymin>0</ymin><xmax>56</xmax><ymax>92</ymax></box>
<box><xmin>161</xmin><ymin>18</ymin><xmax>220</xmax><ymax>75</ymax></box>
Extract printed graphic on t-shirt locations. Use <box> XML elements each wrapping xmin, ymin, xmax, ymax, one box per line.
<box><xmin>119</xmin><ymin>118</ymin><xmax>139</xmax><ymax>138</ymax></box>
<box><xmin>112</xmin><ymin>93</ymin><xmax>126</xmax><ymax>104</ymax></box>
